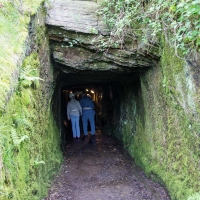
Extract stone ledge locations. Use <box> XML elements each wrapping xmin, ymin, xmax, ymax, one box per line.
<box><xmin>46</xmin><ymin>0</ymin><xmax>109</xmax><ymax>35</ymax></box>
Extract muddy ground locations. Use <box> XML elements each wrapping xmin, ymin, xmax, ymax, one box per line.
<box><xmin>44</xmin><ymin>131</ymin><xmax>170</xmax><ymax>200</ymax></box>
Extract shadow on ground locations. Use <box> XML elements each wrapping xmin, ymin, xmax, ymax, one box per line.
<box><xmin>44</xmin><ymin>131</ymin><xmax>170</xmax><ymax>200</ymax></box>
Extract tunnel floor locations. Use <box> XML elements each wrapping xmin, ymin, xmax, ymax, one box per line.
<box><xmin>44</xmin><ymin>131</ymin><xmax>170</xmax><ymax>200</ymax></box>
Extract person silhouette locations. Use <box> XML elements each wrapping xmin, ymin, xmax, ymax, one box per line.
<box><xmin>67</xmin><ymin>93</ymin><xmax>82</xmax><ymax>139</ymax></box>
<box><xmin>80</xmin><ymin>94</ymin><xmax>96</xmax><ymax>144</ymax></box>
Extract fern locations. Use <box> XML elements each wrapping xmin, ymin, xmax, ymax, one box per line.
<box><xmin>34</xmin><ymin>156</ymin><xmax>45</xmax><ymax>167</ymax></box>
<box><xmin>19</xmin><ymin>65</ymin><xmax>43</xmax><ymax>81</ymax></box>
<box><xmin>19</xmin><ymin>65</ymin><xmax>43</xmax><ymax>89</ymax></box>
<box><xmin>0</xmin><ymin>122</ymin><xmax>7</xmax><ymax>132</ymax></box>
<box><xmin>13</xmin><ymin>116</ymin><xmax>32</xmax><ymax>129</ymax></box>
<box><xmin>11</xmin><ymin>127</ymin><xmax>28</xmax><ymax>146</ymax></box>
<box><xmin>34</xmin><ymin>160</ymin><xmax>45</xmax><ymax>166</ymax></box>
<box><xmin>0</xmin><ymin>122</ymin><xmax>9</xmax><ymax>143</ymax></box>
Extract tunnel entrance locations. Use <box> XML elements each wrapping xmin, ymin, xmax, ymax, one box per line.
<box><xmin>49</xmin><ymin>38</ymin><xmax>155</xmax><ymax>151</ymax></box>
<box><xmin>52</xmin><ymin>72</ymin><xmax>142</xmax><ymax>151</ymax></box>
<box><xmin>46</xmin><ymin>0</ymin><xmax>158</xmax><ymax>151</ymax></box>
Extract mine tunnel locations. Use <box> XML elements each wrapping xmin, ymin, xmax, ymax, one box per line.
<box><xmin>45</xmin><ymin>0</ymin><xmax>159</xmax><ymax>150</ymax></box>
<box><xmin>43</xmin><ymin>0</ymin><xmax>200</xmax><ymax>198</ymax></box>
<box><xmin>51</xmin><ymin>64</ymin><xmax>148</xmax><ymax>150</ymax></box>
<box><xmin>2</xmin><ymin>0</ymin><xmax>199</xmax><ymax>199</ymax></box>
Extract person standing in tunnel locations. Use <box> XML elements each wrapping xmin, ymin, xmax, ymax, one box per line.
<box><xmin>80</xmin><ymin>94</ymin><xmax>96</xmax><ymax>145</ymax></box>
<box><xmin>67</xmin><ymin>93</ymin><xmax>82</xmax><ymax>139</ymax></box>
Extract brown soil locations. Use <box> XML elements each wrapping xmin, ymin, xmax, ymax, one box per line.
<box><xmin>44</xmin><ymin>131</ymin><xmax>170</xmax><ymax>200</ymax></box>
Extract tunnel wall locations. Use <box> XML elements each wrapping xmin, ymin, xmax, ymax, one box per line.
<box><xmin>0</xmin><ymin>2</ymin><xmax>62</xmax><ymax>200</ymax></box>
<box><xmin>112</xmin><ymin>47</ymin><xmax>200</xmax><ymax>199</ymax></box>
<box><xmin>52</xmin><ymin>82</ymin><xmax>67</xmax><ymax>150</ymax></box>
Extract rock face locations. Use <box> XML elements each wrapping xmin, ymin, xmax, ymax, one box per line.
<box><xmin>46</xmin><ymin>0</ymin><xmax>108</xmax><ymax>35</ymax></box>
<box><xmin>45</xmin><ymin>0</ymin><xmax>159</xmax><ymax>85</ymax></box>
<box><xmin>46</xmin><ymin>1</ymin><xmax>200</xmax><ymax>199</ymax></box>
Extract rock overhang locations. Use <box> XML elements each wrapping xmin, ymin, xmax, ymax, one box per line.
<box><xmin>46</xmin><ymin>0</ymin><xmax>159</xmax><ymax>86</ymax></box>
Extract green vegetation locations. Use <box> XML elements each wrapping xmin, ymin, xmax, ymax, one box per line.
<box><xmin>0</xmin><ymin>0</ymin><xmax>199</xmax><ymax>200</ymax></box>
<box><xmin>0</xmin><ymin>74</ymin><xmax>62</xmax><ymax>199</ymax></box>
<box><xmin>98</xmin><ymin>0</ymin><xmax>200</xmax><ymax>55</ymax></box>
<box><xmin>113</xmin><ymin>46</ymin><xmax>200</xmax><ymax>199</ymax></box>
<box><xmin>101</xmin><ymin>1</ymin><xmax>200</xmax><ymax>199</ymax></box>
<box><xmin>0</xmin><ymin>1</ymin><xmax>63</xmax><ymax>199</ymax></box>
<box><xmin>0</xmin><ymin>0</ymin><xmax>44</xmax><ymax>112</ymax></box>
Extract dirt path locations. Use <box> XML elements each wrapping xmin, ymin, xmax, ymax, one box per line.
<box><xmin>44</xmin><ymin>132</ymin><xmax>170</xmax><ymax>200</ymax></box>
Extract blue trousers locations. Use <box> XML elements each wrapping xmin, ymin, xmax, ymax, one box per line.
<box><xmin>70</xmin><ymin>115</ymin><xmax>80</xmax><ymax>138</ymax></box>
<box><xmin>82</xmin><ymin>111</ymin><xmax>95</xmax><ymax>135</ymax></box>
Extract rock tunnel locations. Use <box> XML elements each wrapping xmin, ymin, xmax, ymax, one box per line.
<box><xmin>1</xmin><ymin>0</ymin><xmax>200</xmax><ymax>199</ymax></box>
<box><xmin>45</xmin><ymin>0</ymin><xmax>159</xmax><ymax>149</ymax></box>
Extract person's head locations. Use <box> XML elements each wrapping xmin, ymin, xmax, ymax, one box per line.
<box><xmin>82</xmin><ymin>93</ymin><xmax>87</xmax><ymax>98</ymax></box>
<box><xmin>69</xmin><ymin>93</ymin><xmax>75</xmax><ymax>99</ymax></box>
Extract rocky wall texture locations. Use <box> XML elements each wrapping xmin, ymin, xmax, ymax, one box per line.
<box><xmin>44</xmin><ymin>0</ymin><xmax>200</xmax><ymax>199</ymax></box>
<box><xmin>0</xmin><ymin>4</ymin><xmax>62</xmax><ymax>200</ymax></box>
<box><xmin>45</xmin><ymin>0</ymin><xmax>159</xmax><ymax>86</ymax></box>
<box><xmin>112</xmin><ymin>47</ymin><xmax>200</xmax><ymax>199</ymax></box>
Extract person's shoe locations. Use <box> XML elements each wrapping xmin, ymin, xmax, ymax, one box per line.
<box><xmin>84</xmin><ymin>136</ymin><xmax>89</xmax><ymax>145</ymax></box>
<box><xmin>91</xmin><ymin>135</ymin><xmax>96</xmax><ymax>146</ymax></box>
<box><xmin>89</xmin><ymin>138</ymin><xmax>92</xmax><ymax>146</ymax></box>
<box><xmin>80</xmin><ymin>134</ymin><xmax>84</xmax><ymax>140</ymax></box>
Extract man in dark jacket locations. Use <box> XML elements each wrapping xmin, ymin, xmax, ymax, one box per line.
<box><xmin>80</xmin><ymin>94</ymin><xmax>96</xmax><ymax>144</ymax></box>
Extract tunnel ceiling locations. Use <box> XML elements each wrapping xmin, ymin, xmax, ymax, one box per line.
<box><xmin>45</xmin><ymin>0</ymin><xmax>160</xmax><ymax>85</ymax></box>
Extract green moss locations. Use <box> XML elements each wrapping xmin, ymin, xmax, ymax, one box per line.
<box><xmin>0</xmin><ymin>2</ymin><xmax>63</xmax><ymax>199</ymax></box>
<box><xmin>113</xmin><ymin>41</ymin><xmax>200</xmax><ymax>200</ymax></box>
<box><xmin>0</xmin><ymin>0</ymin><xmax>44</xmax><ymax>113</ymax></box>
<box><xmin>133</xmin><ymin>46</ymin><xmax>199</xmax><ymax>199</ymax></box>
<box><xmin>1</xmin><ymin>75</ymin><xmax>62</xmax><ymax>200</ymax></box>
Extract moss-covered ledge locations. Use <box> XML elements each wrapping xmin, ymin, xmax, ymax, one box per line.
<box><xmin>0</xmin><ymin>1</ymin><xmax>62</xmax><ymax>199</ymax></box>
<box><xmin>112</xmin><ymin>44</ymin><xmax>200</xmax><ymax>199</ymax></box>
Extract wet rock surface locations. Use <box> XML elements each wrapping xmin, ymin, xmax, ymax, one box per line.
<box><xmin>44</xmin><ymin>133</ymin><xmax>170</xmax><ymax>200</ymax></box>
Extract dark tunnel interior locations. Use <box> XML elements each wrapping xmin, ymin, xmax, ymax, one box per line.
<box><xmin>50</xmin><ymin>44</ymin><xmax>151</xmax><ymax>150</ymax></box>
<box><xmin>52</xmin><ymin>71</ymin><xmax>142</xmax><ymax>151</ymax></box>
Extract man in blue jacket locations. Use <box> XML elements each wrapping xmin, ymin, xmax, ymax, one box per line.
<box><xmin>80</xmin><ymin>94</ymin><xmax>96</xmax><ymax>145</ymax></box>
